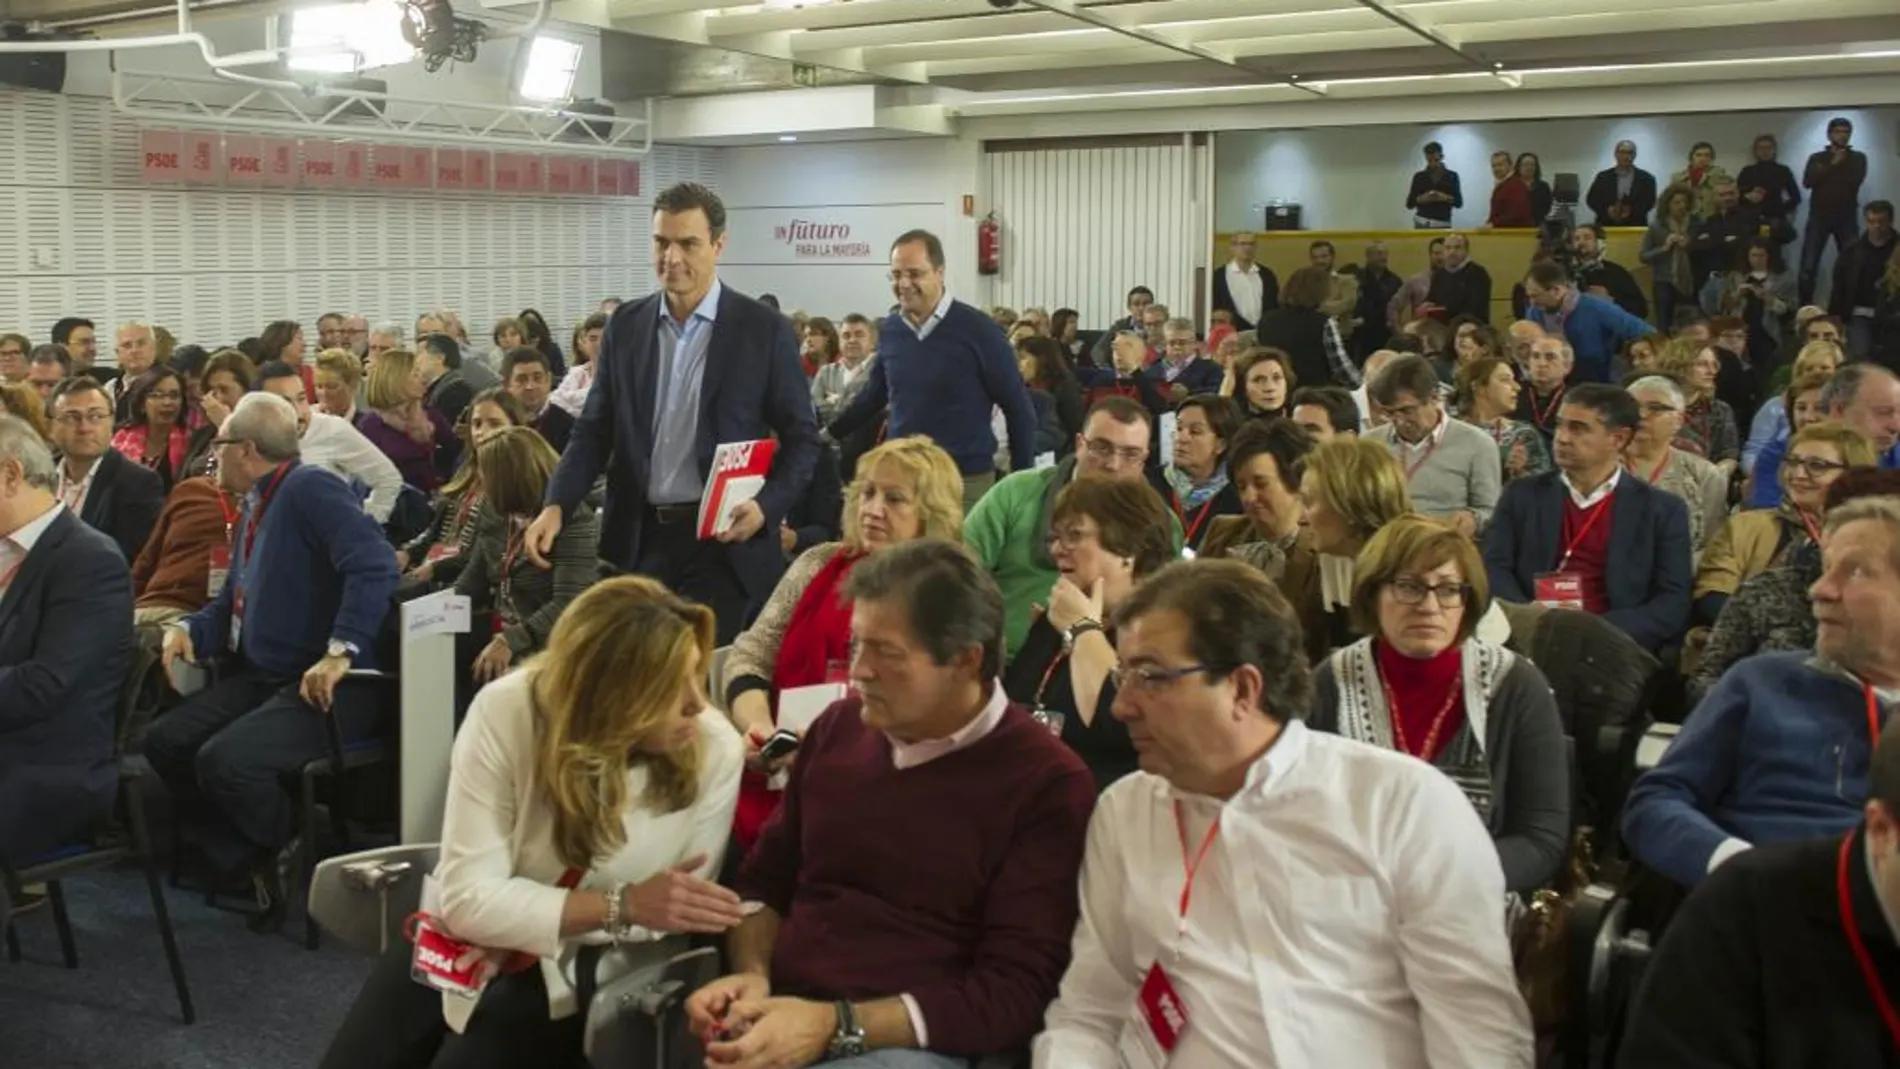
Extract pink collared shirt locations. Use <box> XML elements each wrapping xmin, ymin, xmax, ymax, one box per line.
<box><xmin>885</xmin><ymin>681</ymin><xmax>1010</xmax><ymax>771</ymax></box>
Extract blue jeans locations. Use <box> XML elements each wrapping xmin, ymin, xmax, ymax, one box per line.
<box><xmin>828</xmin><ymin>1054</ymin><xmax>970</xmax><ymax>1069</ymax></box>
<box><xmin>1799</xmin><ymin>212</ymin><xmax>1861</xmax><ymax>306</ymax></box>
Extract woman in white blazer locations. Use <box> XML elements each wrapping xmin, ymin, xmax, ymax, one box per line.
<box><xmin>321</xmin><ymin>576</ymin><xmax>747</xmax><ymax>1069</ymax></box>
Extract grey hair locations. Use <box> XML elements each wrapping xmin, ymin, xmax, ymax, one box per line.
<box><xmin>1616</xmin><ymin>139</ymin><xmax>1637</xmax><ymax>155</ymax></box>
<box><xmin>370</xmin><ymin>322</ymin><xmax>406</xmax><ymax>342</ymax></box>
<box><xmin>1163</xmin><ymin>317</ymin><xmax>1197</xmax><ymax>336</ymax></box>
<box><xmin>1145</xmin><ymin>303</ymin><xmax>1170</xmax><ymax>320</ymax></box>
<box><xmin>1826</xmin><ymin>495</ymin><xmax>1900</xmax><ymax>545</ymax></box>
<box><xmin>1822</xmin><ymin>364</ymin><xmax>1898</xmax><ymax>415</ymax></box>
<box><xmin>840</xmin><ymin>539</ymin><xmax>1005</xmax><ymax>681</ymax></box>
<box><xmin>0</xmin><ymin>414</ymin><xmax>57</xmax><ymax>490</ymax></box>
<box><xmin>1626</xmin><ymin>375</ymin><xmax>1686</xmax><ymax>410</ymax></box>
<box><xmin>1533</xmin><ymin>335</ymin><xmax>1576</xmax><ymax>363</ymax></box>
<box><xmin>225</xmin><ymin>392</ymin><xmax>303</xmax><ymax>462</ymax></box>
<box><xmin>117</xmin><ymin>321</ymin><xmax>154</xmax><ymax>341</ymax></box>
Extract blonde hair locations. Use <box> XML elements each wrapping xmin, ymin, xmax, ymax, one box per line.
<box><xmin>842</xmin><ymin>436</ymin><xmax>965</xmax><ymax>552</ymax></box>
<box><xmin>314</xmin><ymin>348</ymin><xmax>361</xmax><ymax>389</ymax></box>
<box><xmin>1650</xmin><ymin>335</ymin><xmax>1710</xmax><ymax>398</ymax></box>
<box><xmin>1350</xmin><ymin>514</ymin><xmax>1489</xmax><ymax>643</ymax></box>
<box><xmin>1307</xmin><ymin>437</ymin><xmax>1413</xmax><ymax>542</ymax></box>
<box><xmin>528</xmin><ymin>576</ymin><xmax>712</xmax><ymax>869</ymax></box>
<box><xmin>365</xmin><ymin>348</ymin><xmax>417</xmax><ymax>410</ymax></box>
<box><xmin>1793</xmin><ymin>340</ymin><xmax>1844</xmax><ymax>380</ymax></box>
<box><xmin>0</xmin><ymin>383</ymin><xmax>49</xmax><ymax>443</ymax></box>
<box><xmin>1786</xmin><ymin>420</ymin><xmax>1877</xmax><ymax>473</ymax></box>
<box><xmin>475</xmin><ymin>426</ymin><xmax>559</xmax><ymax>516</ymax></box>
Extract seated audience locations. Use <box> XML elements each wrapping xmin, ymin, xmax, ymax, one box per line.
<box><xmin>1016</xmin><ymin>334</ymin><xmax>1084</xmax><ymax>443</ymax></box>
<box><xmin>1141</xmin><ymin>318</ymin><xmax>1224</xmax><ymax>407</ymax></box>
<box><xmin>319</xmin><ymin>578</ymin><xmax>746</xmax><ymax>1068</ymax></box>
<box><xmin>0</xmin><ymin>415</ymin><xmax>134</xmax><ymax>891</ymax></box>
<box><xmin>779</xmin><ymin>445</ymin><xmax>845</xmax><ymax>560</ymax></box>
<box><xmin>1457</xmin><ymin>356</ymin><xmax>1551</xmax><ymax>480</ymax></box>
<box><xmin>111</xmin><ymin>365</ymin><xmax>208</xmax><ymax>491</ymax></box>
<box><xmin>1658</xmin><ymin>339</ymin><xmax>1741</xmax><ymax>469</ymax></box>
<box><xmin>966</xmin><ymin>396</ymin><xmax>1165</xmax><ymax>659</ymax></box>
<box><xmin>48</xmin><ymin>376</ymin><xmax>164</xmax><ymax>563</ymax></box>
<box><xmin>25</xmin><ymin>344</ymin><xmax>72</xmax><ymax>402</ymax></box>
<box><xmin>1625</xmin><ymin>493</ymin><xmax>1900</xmax><ymax>888</ymax></box>
<box><xmin>131</xmin><ymin>474</ymin><xmax>237</xmax><ymax>628</ymax></box>
<box><xmin>1289</xmin><ymin>384</ymin><xmax>1359</xmax><ymax>440</ymax></box>
<box><xmin>1513</xmin><ymin>336</ymin><xmax>1574</xmax><ymax>446</ymax></box>
<box><xmin>255</xmin><ymin>319</ymin><xmax>315</xmax><ymax>399</ymax></box>
<box><xmin>1451</xmin><ymin>316</ymin><xmax>1500</xmax><ymax>369</ymax></box>
<box><xmin>1697</xmin><ymin>421</ymin><xmax>1871</xmax><ymax>624</ymax></box>
<box><xmin>1311</xmin><ymin>516</ymin><xmax>1569</xmax><ymax>893</ymax></box>
<box><xmin>312</xmin><ymin>348</ymin><xmax>363</xmax><ymax>424</ymax></box>
<box><xmin>254</xmin><ymin>360</ymin><xmax>403</xmax><ymax>524</ymax></box>
<box><xmin>723</xmin><ymin>436</ymin><xmax>963</xmax><ymax>850</ymax></box>
<box><xmin>1032</xmin><ymin>558</ymin><xmax>1533</xmax><ymax>1068</ymax></box>
<box><xmin>1623</xmin><ymin>375</ymin><xmax>1730</xmax><ymax>561</ymax></box>
<box><xmin>1004</xmin><ymin>475</ymin><xmax>1174</xmax><ymax>792</ymax></box>
<box><xmin>500</xmin><ymin>347</ymin><xmax>573</xmax><ymax>453</ymax></box>
<box><xmin>0</xmin><ymin>382</ymin><xmax>48</xmax><ymax>444</ymax></box>
<box><xmin>455</xmin><ymin>428</ymin><xmax>600</xmax><ymax>696</ymax></box>
<box><xmin>811</xmin><ymin>313</ymin><xmax>878</xmax><ymax>429</ymax></box>
<box><xmin>1620</xmin><ymin>715</ymin><xmax>1900</xmax><ymax>1068</ymax></box>
<box><xmin>148</xmin><ymin>393</ymin><xmax>399</xmax><ymax>929</ymax></box>
<box><xmin>1743</xmin><ymin>339</ymin><xmax>1840</xmax><ymax>475</ymax></box>
<box><xmin>417</xmin><ymin>332</ymin><xmax>500</xmax><ymax>426</ymax></box>
<box><xmin>1149</xmin><ymin>394</ymin><xmax>1243</xmax><ymax>553</ymax></box>
<box><xmin>685</xmin><ymin>539</ymin><xmax>1097</xmax><ymax>1068</ymax></box>
<box><xmin>1746</xmin><ymin>369</ymin><xmax>1837</xmax><ymax>507</ymax></box>
<box><xmin>398</xmin><ymin>388</ymin><xmax>525</xmax><ymax>588</ymax></box>
<box><xmin>197</xmin><ymin>348</ymin><xmax>255</xmax><ymax>430</ymax></box>
<box><xmin>1482</xmin><ymin>383</ymin><xmax>1692</xmax><ymax>652</ymax></box>
<box><xmin>1200</xmin><ymin>418</ymin><xmax>1318</xmax><ymax>593</ymax></box>
<box><xmin>1297</xmin><ymin>437</ymin><xmax>1416</xmax><ymax>663</ymax></box>
<box><xmin>1226</xmin><ymin>346</ymin><xmax>1295</xmax><ymax>423</ymax></box>
<box><xmin>547</xmin><ymin>311</ymin><xmax>606</xmax><ymax>418</ymax></box>
<box><xmin>359</xmin><ymin>347</ymin><xmax>459</xmax><ymax>494</ymax></box>
<box><xmin>1821</xmin><ymin>363</ymin><xmax>1900</xmax><ymax>467</ymax></box>
<box><xmin>1367</xmin><ymin>355</ymin><xmax>1501</xmax><ymax>534</ymax></box>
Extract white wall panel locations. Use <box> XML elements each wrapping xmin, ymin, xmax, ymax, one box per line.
<box><xmin>0</xmin><ymin>89</ymin><xmax>723</xmax><ymax>359</ymax></box>
<box><xmin>984</xmin><ymin>140</ymin><xmax>1206</xmax><ymax>330</ymax></box>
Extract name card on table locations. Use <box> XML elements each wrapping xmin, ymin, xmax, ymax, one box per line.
<box><xmin>405</xmin><ymin>592</ymin><xmax>471</xmax><ymax>638</ymax></box>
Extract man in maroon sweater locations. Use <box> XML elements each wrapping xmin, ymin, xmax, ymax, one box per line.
<box><xmin>688</xmin><ymin>539</ymin><xmax>1098</xmax><ymax>1068</ymax></box>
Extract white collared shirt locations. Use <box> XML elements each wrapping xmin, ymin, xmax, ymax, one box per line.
<box><xmin>906</xmin><ymin>291</ymin><xmax>956</xmax><ymax>341</ymax></box>
<box><xmin>300</xmin><ymin>411</ymin><xmax>403</xmax><ymax>522</ymax></box>
<box><xmin>1561</xmin><ymin>466</ymin><xmax>1622</xmax><ymax>509</ymax></box>
<box><xmin>0</xmin><ymin>500</ymin><xmax>63</xmax><ymax>596</ymax></box>
<box><xmin>1224</xmin><ymin>262</ymin><xmax>1264</xmax><ymax>325</ymax></box>
<box><xmin>56</xmin><ymin>454</ymin><xmax>103</xmax><ymax>516</ymax></box>
<box><xmin>1032</xmin><ymin>720</ymin><xmax>1533</xmax><ymax>1069</ymax></box>
<box><xmin>1394</xmin><ymin>409</ymin><xmax>1448</xmax><ymax>462</ymax></box>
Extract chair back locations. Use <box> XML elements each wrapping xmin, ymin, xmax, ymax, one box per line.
<box><xmin>583</xmin><ymin>946</ymin><xmax>719</xmax><ymax>1069</ymax></box>
<box><xmin>118</xmin><ymin>626</ymin><xmax>168</xmax><ymax>757</ymax></box>
<box><xmin>307</xmin><ymin>843</ymin><xmax>439</xmax><ymax>955</ymax></box>
<box><xmin>708</xmin><ymin>646</ymin><xmax>731</xmax><ymax>712</ymax></box>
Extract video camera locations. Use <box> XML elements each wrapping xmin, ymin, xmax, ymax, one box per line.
<box><xmin>1540</xmin><ymin>171</ymin><xmax>1581</xmax><ymax>271</ymax></box>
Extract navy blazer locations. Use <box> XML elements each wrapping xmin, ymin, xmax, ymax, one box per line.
<box><xmin>76</xmin><ymin>447</ymin><xmax>166</xmax><ymax>565</ymax></box>
<box><xmin>546</xmin><ymin>284</ymin><xmax>820</xmax><ymax>602</ymax></box>
<box><xmin>0</xmin><ymin>508</ymin><xmax>133</xmax><ymax>861</ymax></box>
<box><xmin>1481</xmin><ymin>471</ymin><xmax>1693</xmax><ymax>652</ymax></box>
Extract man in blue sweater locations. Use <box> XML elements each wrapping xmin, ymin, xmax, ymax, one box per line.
<box><xmin>150</xmin><ymin>392</ymin><xmax>398</xmax><ymax>930</ymax></box>
<box><xmin>1522</xmin><ymin>261</ymin><xmax>1653</xmax><ymax>384</ymax></box>
<box><xmin>1622</xmin><ymin>495</ymin><xmax>1900</xmax><ymax>887</ymax></box>
<box><xmin>826</xmin><ymin>229</ymin><xmax>1038</xmax><ymax>511</ymax></box>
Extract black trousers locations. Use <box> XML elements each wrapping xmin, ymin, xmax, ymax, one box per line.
<box><xmin>636</xmin><ymin>506</ymin><xmax>749</xmax><ymax>644</ymax></box>
<box><xmin>321</xmin><ymin>941</ymin><xmax>587</xmax><ymax>1069</ymax></box>
<box><xmin>143</xmin><ymin>666</ymin><xmax>384</xmax><ymax>873</ymax></box>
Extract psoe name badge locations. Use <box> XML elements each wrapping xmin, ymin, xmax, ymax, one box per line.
<box><xmin>408</xmin><ymin>914</ymin><xmax>487</xmax><ymax>999</ymax></box>
<box><xmin>1534</xmin><ymin>570</ymin><xmax>1585</xmax><ymax>611</ymax></box>
<box><xmin>1117</xmin><ymin>961</ymin><xmax>1189</xmax><ymax>1069</ymax></box>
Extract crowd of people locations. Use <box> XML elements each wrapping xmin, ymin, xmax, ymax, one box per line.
<box><xmin>2</xmin><ymin>157</ymin><xmax>1900</xmax><ymax>1069</ymax></box>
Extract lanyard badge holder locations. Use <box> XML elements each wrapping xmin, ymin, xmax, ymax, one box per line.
<box><xmin>1119</xmin><ymin>803</ymin><xmax>1219</xmax><ymax>1069</ymax></box>
<box><xmin>1536</xmin><ymin>498</ymin><xmax>1611</xmax><ymax>611</ymax></box>
<box><xmin>406</xmin><ymin>867</ymin><xmax>583</xmax><ymax>998</ymax></box>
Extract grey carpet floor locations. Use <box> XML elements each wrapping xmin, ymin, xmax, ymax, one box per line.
<box><xmin>0</xmin><ymin>865</ymin><xmax>371</xmax><ymax>1069</ymax></box>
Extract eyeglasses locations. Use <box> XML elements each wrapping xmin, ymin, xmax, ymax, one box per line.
<box><xmin>1083</xmin><ymin>438</ymin><xmax>1147</xmax><ymax>465</ymax></box>
<box><xmin>1047</xmin><ymin>525</ymin><xmax>1098</xmax><ymax>549</ymax></box>
<box><xmin>1786</xmin><ymin>455</ymin><xmax>1849</xmax><ymax>479</ymax></box>
<box><xmin>1110</xmin><ymin>662</ymin><xmax>1229</xmax><ymax>693</ymax></box>
<box><xmin>55</xmin><ymin>410</ymin><xmax>111</xmax><ymax>426</ymax></box>
<box><xmin>210</xmin><ymin>435</ymin><xmax>250</xmax><ymax>448</ymax></box>
<box><xmin>1387</xmin><ymin>577</ymin><xmax>1470</xmax><ymax>608</ymax></box>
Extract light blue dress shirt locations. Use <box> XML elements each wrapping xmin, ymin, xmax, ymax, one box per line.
<box><xmin>648</xmin><ymin>278</ymin><xmax>721</xmax><ymax>504</ymax></box>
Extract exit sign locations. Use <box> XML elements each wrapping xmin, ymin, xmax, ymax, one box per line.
<box><xmin>792</xmin><ymin>62</ymin><xmax>819</xmax><ymax>88</ymax></box>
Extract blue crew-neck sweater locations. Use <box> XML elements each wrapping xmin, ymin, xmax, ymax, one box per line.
<box><xmin>184</xmin><ymin>462</ymin><xmax>400</xmax><ymax>678</ymax></box>
<box><xmin>825</xmin><ymin>299</ymin><xmax>1039</xmax><ymax>476</ymax></box>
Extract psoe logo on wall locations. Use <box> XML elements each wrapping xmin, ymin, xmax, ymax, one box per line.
<box><xmin>773</xmin><ymin>219</ymin><xmax>874</xmax><ymax>260</ymax></box>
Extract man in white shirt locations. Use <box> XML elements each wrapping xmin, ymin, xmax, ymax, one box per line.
<box><xmin>1033</xmin><ymin>558</ymin><xmax>1533</xmax><ymax>1069</ymax></box>
<box><xmin>254</xmin><ymin>361</ymin><xmax>403</xmax><ymax>523</ymax></box>
<box><xmin>1211</xmin><ymin>232</ymin><xmax>1277</xmax><ymax>332</ymax></box>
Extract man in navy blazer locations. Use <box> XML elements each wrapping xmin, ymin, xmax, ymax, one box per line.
<box><xmin>532</xmin><ymin>182</ymin><xmax>819</xmax><ymax>641</ymax></box>
<box><xmin>0</xmin><ymin>414</ymin><xmax>134</xmax><ymax>871</ymax></box>
<box><xmin>1482</xmin><ymin>383</ymin><xmax>1693</xmax><ymax>652</ymax></box>
<box><xmin>49</xmin><ymin>376</ymin><xmax>165</xmax><ymax>563</ymax></box>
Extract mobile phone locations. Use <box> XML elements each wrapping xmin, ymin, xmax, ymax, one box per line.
<box><xmin>758</xmin><ymin>729</ymin><xmax>801</xmax><ymax>763</ymax></box>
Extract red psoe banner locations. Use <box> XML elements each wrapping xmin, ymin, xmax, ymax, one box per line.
<box><xmin>140</xmin><ymin>130</ymin><xmax>183</xmax><ymax>182</ymax></box>
<box><xmin>262</xmin><ymin>138</ymin><xmax>297</xmax><ymax>187</ymax></box>
<box><xmin>464</xmin><ymin>150</ymin><xmax>491</xmax><ymax>191</ymax></box>
<box><xmin>572</xmin><ymin>157</ymin><xmax>597</xmax><ymax>196</ymax></box>
<box><xmin>339</xmin><ymin>143</ymin><xmax>369</xmax><ymax>186</ymax></box>
<box><xmin>492</xmin><ymin>152</ymin><xmax>521</xmax><ymax>192</ymax></box>
<box><xmin>405</xmin><ymin>146</ymin><xmax>434</xmax><ymax>190</ymax></box>
<box><xmin>596</xmin><ymin>157</ymin><xmax>620</xmax><ymax>196</ymax></box>
<box><xmin>546</xmin><ymin>156</ymin><xmax>574</xmax><ymax>195</ymax></box>
<box><xmin>301</xmin><ymin>140</ymin><xmax>336</xmax><ymax>187</ymax></box>
<box><xmin>224</xmin><ymin>135</ymin><xmax>264</xmax><ymax>184</ymax></box>
<box><xmin>521</xmin><ymin>154</ymin><xmax>544</xmax><ymax>193</ymax></box>
<box><xmin>182</xmin><ymin>132</ymin><xmax>220</xmax><ymax>184</ymax></box>
<box><xmin>371</xmin><ymin>144</ymin><xmax>405</xmax><ymax>187</ymax></box>
<box><xmin>620</xmin><ymin>159</ymin><xmax>641</xmax><ymax>197</ymax></box>
<box><xmin>434</xmin><ymin>147</ymin><xmax>464</xmax><ymax>190</ymax></box>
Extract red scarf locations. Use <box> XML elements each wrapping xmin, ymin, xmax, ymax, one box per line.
<box><xmin>1375</xmin><ymin>638</ymin><xmax>1466</xmax><ymax>763</ymax></box>
<box><xmin>771</xmin><ymin>548</ymin><xmax>863</xmax><ymax>696</ymax></box>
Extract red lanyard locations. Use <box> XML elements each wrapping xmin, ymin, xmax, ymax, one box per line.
<box><xmin>1865</xmin><ymin>683</ymin><xmax>1883</xmax><ymax>754</ymax></box>
<box><xmin>1836</xmin><ymin>830</ymin><xmax>1900</xmax><ymax>1052</ymax></box>
<box><xmin>1638</xmin><ymin>451</ymin><xmax>1670</xmax><ymax>485</ymax></box>
<box><xmin>215</xmin><ymin>489</ymin><xmax>239</xmax><ymax>539</ymax></box>
<box><xmin>1377</xmin><ymin>664</ymin><xmax>1463</xmax><ymax>761</ymax></box>
<box><xmin>1799</xmin><ymin>508</ymin><xmax>1825</xmax><ymax>548</ymax></box>
<box><xmin>497</xmin><ymin>522</ymin><xmax>527</xmax><ymax>616</ymax></box>
<box><xmin>1531</xmin><ymin>385</ymin><xmax>1565</xmax><ymax>429</ymax></box>
<box><xmin>1171</xmin><ymin>802</ymin><xmax>1222</xmax><ymax>930</ymax></box>
<box><xmin>1400</xmin><ymin>432</ymin><xmax>1443</xmax><ymax>481</ymax></box>
<box><xmin>1557</xmin><ymin>496</ymin><xmax>1613</xmax><ymax>570</ymax></box>
<box><xmin>451</xmin><ymin>488</ymin><xmax>481</xmax><ymax>536</ymax></box>
<box><xmin>1033</xmin><ymin>650</ymin><xmax>1071</xmax><ymax>710</ymax></box>
<box><xmin>242</xmin><ymin>464</ymin><xmax>292</xmax><ymax>560</ymax></box>
<box><xmin>1171</xmin><ymin>492</ymin><xmax>1219</xmax><ymax>547</ymax></box>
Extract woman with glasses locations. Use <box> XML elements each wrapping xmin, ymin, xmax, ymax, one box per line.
<box><xmin>1310</xmin><ymin>515</ymin><xmax>1569</xmax><ymax>893</ymax></box>
<box><xmin>1746</xmin><ymin>368</ymin><xmax>1839</xmax><ymax>508</ymax></box>
<box><xmin>1622</xmin><ymin>375</ymin><xmax>1730</xmax><ymax>560</ymax></box>
<box><xmin>721</xmin><ymin>436</ymin><xmax>963</xmax><ymax>852</ymax></box>
<box><xmin>1003</xmin><ymin>475</ymin><xmax>1174</xmax><ymax>792</ymax></box>
<box><xmin>1695</xmin><ymin>422</ymin><xmax>1873</xmax><ymax>626</ymax></box>
<box><xmin>110</xmin><ymin>366</ymin><xmax>206</xmax><ymax>492</ymax></box>
<box><xmin>1658</xmin><ymin>338</ymin><xmax>1741</xmax><ymax>471</ymax></box>
<box><xmin>1146</xmin><ymin>394</ymin><xmax>1243</xmax><ymax>554</ymax></box>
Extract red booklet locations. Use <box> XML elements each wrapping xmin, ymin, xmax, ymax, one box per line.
<box><xmin>697</xmin><ymin>439</ymin><xmax>778</xmax><ymax>540</ymax></box>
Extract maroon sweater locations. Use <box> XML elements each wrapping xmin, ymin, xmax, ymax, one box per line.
<box><xmin>736</xmin><ymin>694</ymin><xmax>1096</xmax><ymax>1057</ymax></box>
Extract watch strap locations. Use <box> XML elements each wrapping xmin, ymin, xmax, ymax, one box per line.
<box><xmin>825</xmin><ymin>999</ymin><xmax>866</xmax><ymax>1059</ymax></box>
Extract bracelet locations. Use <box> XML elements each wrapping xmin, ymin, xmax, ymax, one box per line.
<box><xmin>604</xmin><ymin>882</ymin><xmax>628</xmax><ymax>945</ymax></box>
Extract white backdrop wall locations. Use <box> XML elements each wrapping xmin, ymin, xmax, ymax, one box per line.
<box><xmin>0</xmin><ymin>87</ymin><xmax>721</xmax><ymax>356</ymax></box>
<box><xmin>1216</xmin><ymin>106</ymin><xmax>1900</xmax><ymax>233</ymax></box>
<box><xmin>985</xmin><ymin>140</ymin><xmax>1208</xmax><ymax>330</ymax></box>
<box><xmin>714</xmin><ymin>137</ymin><xmax>981</xmax><ymax>321</ymax></box>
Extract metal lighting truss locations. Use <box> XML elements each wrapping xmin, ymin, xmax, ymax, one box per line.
<box><xmin>110</xmin><ymin>67</ymin><xmax>652</xmax><ymax>156</ymax></box>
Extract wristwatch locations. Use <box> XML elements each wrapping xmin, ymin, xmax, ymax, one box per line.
<box><xmin>824</xmin><ymin>1000</ymin><xmax>866</xmax><ymax>1060</ymax></box>
<box><xmin>325</xmin><ymin>639</ymin><xmax>360</xmax><ymax>663</ymax></box>
<box><xmin>1063</xmin><ymin>618</ymin><xmax>1104</xmax><ymax>651</ymax></box>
